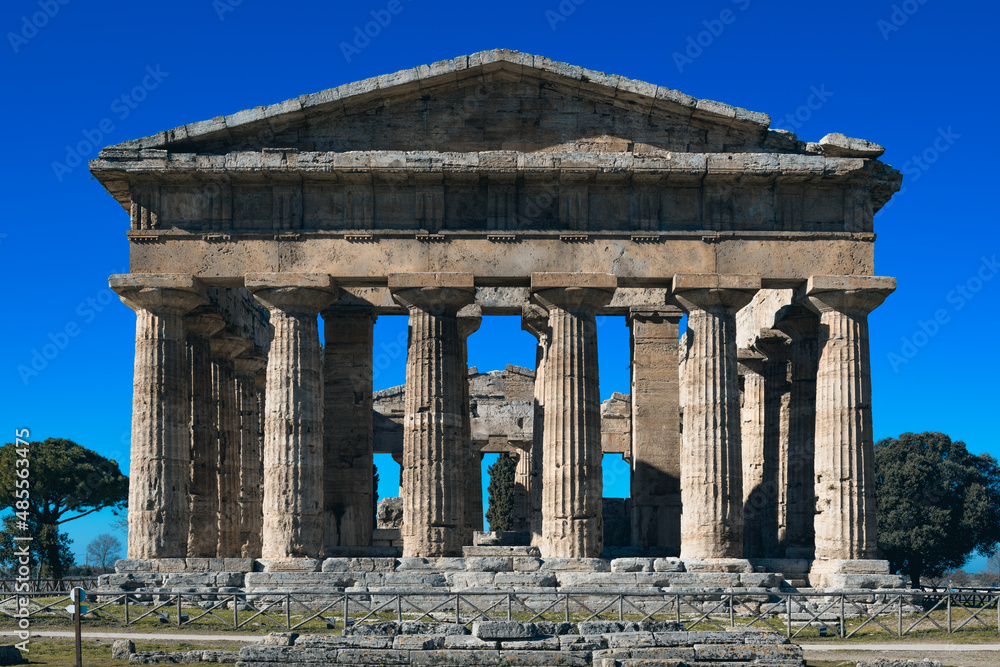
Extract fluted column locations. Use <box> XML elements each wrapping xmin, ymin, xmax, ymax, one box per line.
<box><xmin>532</xmin><ymin>273</ymin><xmax>616</xmax><ymax>559</ymax></box>
<box><xmin>804</xmin><ymin>275</ymin><xmax>895</xmax><ymax>564</ymax></box>
<box><xmin>774</xmin><ymin>305</ymin><xmax>819</xmax><ymax>559</ymax></box>
<box><xmin>185</xmin><ymin>311</ymin><xmax>225</xmax><ymax>558</ymax></box>
<box><xmin>512</xmin><ymin>446</ymin><xmax>532</xmax><ymax>532</ymax></box>
<box><xmin>672</xmin><ymin>274</ymin><xmax>760</xmax><ymax>560</ymax></box>
<box><xmin>628</xmin><ymin>306</ymin><xmax>683</xmax><ymax>554</ymax></box>
<box><xmin>389</xmin><ymin>272</ymin><xmax>475</xmax><ymax>558</ymax></box>
<box><xmin>235</xmin><ymin>351</ymin><xmax>267</xmax><ymax>559</ymax></box>
<box><xmin>111</xmin><ymin>274</ymin><xmax>207</xmax><ymax>559</ymax></box>
<box><xmin>521</xmin><ymin>305</ymin><xmax>549</xmax><ymax>547</ymax></box>
<box><xmin>738</xmin><ymin>351</ymin><xmax>767</xmax><ymax>559</ymax></box>
<box><xmin>247</xmin><ymin>273</ymin><xmax>336</xmax><ymax>560</ymax></box>
<box><xmin>321</xmin><ymin>306</ymin><xmax>377</xmax><ymax>551</ymax></box>
<box><xmin>459</xmin><ymin>306</ymin><xmax>483</xmax><ymax>542</ymax></box>
<box><xmin>213</xmin><ymin>332</ymin><xmax>250</xmax><ymax>558</ymax></box>
<box><xmin>754</xmin><ymin>329</ymin><xmax>792</xmax><ymax>558</ymax></box>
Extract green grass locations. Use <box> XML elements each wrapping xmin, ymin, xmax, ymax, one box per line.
<box><xmin>13</xmin><ymin>638</ymin><xmax>239</xmax><ymax>666</ymax></box>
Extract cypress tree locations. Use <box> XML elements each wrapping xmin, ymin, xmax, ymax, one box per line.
<box><xmin>485</xmin><ymin>453</ymin><xmax>516</xmax><ymax>532</ymax></box>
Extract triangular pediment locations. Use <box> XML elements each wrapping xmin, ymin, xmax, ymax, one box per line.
<box><xmin>107</xmin><ymin>50</ymin><xmax>781</xmax><ymax>156</ymax></box>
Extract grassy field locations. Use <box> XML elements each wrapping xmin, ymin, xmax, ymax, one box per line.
<box><xmin>13</xmin><ymin>638</ymin><xmax>238</xmax><ymax>666</ymax></box>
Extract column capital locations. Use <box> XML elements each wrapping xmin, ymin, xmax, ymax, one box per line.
<box><xmin>753</xmin><ymin>328</ymin><xmax>792</xmax><ymax>361</ymax></box>
<box><xmin>773</xmin><ymin>303</ymin><xmax>819</xmax><ymax>341</ymax></box>
<box><xmin>211</xmin><ymin>331</ymin><xmax>251</xmax><ymax>360</ymax></box>
<box><xmin>671</xmin><ymin>274</ymin><xmax>760</xmax><ymax>312</ymax></box>
<box><xmin>458</xmin><ymin>304</ymin><xmax>483</xmax><ymax>338</ymax></box>
<box><xmin>320</xmin><ymin>304</ymin><xmax>378</xmax><ymax>322</ymax></box>
<box><xmin>530</xmin><ymin>272</ymin><xmax>616</xmax><ymax>313</ymax></box>
<box><xmin>737</xmin><ymin>349</ymin><xmax>766</xmax><ymax>377</ymax></box>
<box><xmin>803</xmin><ymin>275</ymin><xmax>895</xmax><ymax>316</ymax></box>
<box><xmin>246</xmin><ymin>273</ymin><xmax>336</xmax><ymax>314</ymax></box>
<box><xmin>521</xmin><ymin>304</ymin><xmax>549</xmax><ymax>340</ymax></box>
<box><xmin>185</xmin><ymin>310</ymin><xmax>226</xmax><ymax>339</ymax></box>
<box><xmin>110</xmin><ymin>273</ymin><xmax>208</xmax><ymax>315</ymax></box>
<box><xmin>234</xmin><ymin>348</ymin><xmax>267</xmax><ymax>378</ymax></box>
<box><xmin>389</xmin><ymin>272</ymin><xmax>475</xmax><ymax>312</ymax></box>
<box><xmin>627</xmin><ymin>305</ymin><xmax>684</xmax><ymax>326</ymax></box>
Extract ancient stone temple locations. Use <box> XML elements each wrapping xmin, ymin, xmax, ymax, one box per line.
<box><xmin>93</xmin><ymin>50</ymin><xmax>901</xmax><ymax>587</ymax></box>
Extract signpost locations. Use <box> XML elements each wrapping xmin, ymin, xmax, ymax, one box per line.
<box><xmin>68</xmin><ymin>588</ymin><xmax>85</xmax><ymax>667</ymax></box>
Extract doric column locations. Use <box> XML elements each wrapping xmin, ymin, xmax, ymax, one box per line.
<box><xmin>213</xmin><ymin>331</ymin><xmax>250</xmax><ymax>558</ymax></box>
<box><xmin>773</xmin><ymin>305</ymin><xmax>819</xmax><ymax>559</ymax></box>
<box><xmin>753</xmin><ymin>329</ymin><xmax>792</xmax><ymax>558</ymax></box>
<box><xmin>531</xmin><ymin>273</ymin><xmax>616</xmax><ymax>559</ymax></box>
<box><xmin>185</xmin><ymin>311</ymin><xmax>225</xmax><ymax>558</ymax></box>
<box><xmin>247</xmin><ymin>273</ymin><xmax>336</xmax><ymax>560</ymax></box>
<box><xmin>389</xmin><ymin>272</ymin><xmax>475</xmax><ymax>558</ymax></box>
<box><xmin>512</xmin><ymin>446</ymin><xmax>532</xmax><ymax>532</ymax></box>
<box><xmin>804</xmin><ymin>275</ymin><xmax>894</xmax><ymax>564</ymax></box>
<box><xmin>627</xmin><ymin>306</ymin><xmax>683</xmax><ymax>554</ymax></box>
<box><xmin>521</xmin><ymin>305</ymin><xmax>549</xmax><ymax>547</ymax></box>
<box><xmin>235</xmin><ymin>351</ymin><xmax>267</xmax><ymax>559</ymax></box>
<box><xmin>737</xmin><ymin>350</ymin><xmax>767</xmax><ymax>559</ymax></box>
<box><xmin>321</xmin><ymin>305</ymin><xmax>377</xmax><ymax>551</ymax></box>
<box><xmin>672</xmin><ymin>274</ymin><xmax>760</xmax><ymax>560</ymax></box>
<box><xmin>110</xmin><ymin>274</ymin><xmax>207</xmax><ymax>559</ymax></box>
<box><xmin>459</xmin><ymin>306</ymin><xmax>483</xmax><ymax>542</ymax></box>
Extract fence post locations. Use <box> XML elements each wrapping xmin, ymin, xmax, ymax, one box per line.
<box><xmin>176</xmin><ymin>594</ymin><xmax>182</xmax><ymax>627</ymax></box>
<box><xmin>233</xmin><ymin>594</ymin><xmax>238</xmax><ymax>630</ymax></box>
<box><xmin>565</xmin><ymin>595</ymin><xmax>570</xmax><ymax>623</ymax></box>
<box><xmin>286</xmin><ymin>594</ymin><xmax>291</xmax><ymax>630</ymax></box>
<box><xmin>786</xmin><ymin>595</ymin><xmax>792</xmax><ymax>638</ymax></box>
<box><xmin>619</xmin><ymin>595</ymin><xmax>624</xmax><ymax>622</ymax></box>
<box><xmin>507</xmin><ymin>593</ymin><xmax>512</xmax><ymax>621</ymax></box>
<box><xmin>728</xmin><ymin>594</ymin><xmax>734</xmax><ymax>628</ymax></box>
<box><xmin>124</xmin><ymin>594</ymin><xmax>129</xmax><ymax>626</ymax></box>
<box><xmin>343</xmin><ymin>593</ymin><xmax>349</xmax><ymax>633</ymax></box>
<box><xmin>397</xmin><ymin>594</ymin><xmax>402</xmax><ymax>622</ymax></box>
<box><xmin>840</xmin><ymin>594</ymin><xmax>845</xmax><ymax>638</ymax></box>
<box><xmin>898</xmin><ymin>594</ymin><xmax>902</xmax><ymax>636</ymax></box>
<box><xmin>947</xmin><ymin>593</ymin><xmax>952</xmax><ymax>633</ymax></box>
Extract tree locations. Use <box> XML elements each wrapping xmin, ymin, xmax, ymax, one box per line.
<box><xmin>485</xmin><ymin>453</ymin><xmax>516</xmax><ymax>532</ymax></box>
<box><xmin>0</xmin><ymin>515</ymin><xmax>75</xmax><ymax>578</ymax></box>
<box><xmin>86</xmin><ymin>534</ymin><xmax>123</xmax><ymax>572</ymax></box>
<box><xmin>0</xmin><ymin>438</ymin><xmax>129</xmax><ymax>578</ymax></box>
<box><xmin>875</xmin><ymin>432</ymin><xmax>1000</xmax><ymax>587</ymax></box>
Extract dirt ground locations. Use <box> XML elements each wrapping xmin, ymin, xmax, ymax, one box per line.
<box><xmin>803</xmin><ymin>646</ymin><xmax>1000</xmax><ymax>667</ymax></box>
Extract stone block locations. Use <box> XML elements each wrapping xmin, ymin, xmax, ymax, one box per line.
<box><xmin>393</xmin><ymin>634</ymin><xmax>445</xmax><ymax>650</ymax></box>
<box><xmin>682</xmin><ymin>558</ymin><xmax>753</xmax><ymax>573</ymax></box>
<box><xmin>605</xmin><ymin>631</ymin><xmax>656</xmax><ymax>648</ymax></box>
<box><xmin>396</xmin><ymin>557</ymin><xmax>434</xmax><ymax>570</ymax></box>
<box><xmin>443</xmin><ymin>635</ymin><xmax>499</xmax><ymax>649</ymax></box>
<box><xmin>513</xmin><ymin>557</ymin><xmax>543</xmax><ymax>572</ymax></box>
<box><xmin>559</xmin><ymin>634</ymin><xmax>607</xmax><ymax>651</ymax></box>
<box><xmin>473</xmin><ymin>621</ymin><xmax>538</xmax><ymax>640</ymax></box>
<box><xmin>578</xmin><ymin>621</ymin><xmax>641</xmax><ymax>635</ymax></box>
<box><xmin>344</xmin><ymin>622</ymin><xmax>398</xmax><ymax>636</ymax></box>
<box><xmin>255</xmin><ymin>558</ymin><xmax>322</xmax><ymax>572</ymax></box>
<box><xmin>373</xmin><ymin>528</ymin><xmax>403</xmax><ymax>542</ymax></box>
<box><xmin>334</xmin><ymin>648</ymin><xmax>409</xmax><ymax>664</ymax></box>
<box><xmin>256</xmin><ymin>632</ymin><xmax>299</xmax><ymax>646</ymax></box>
<box><xmin>115</xmin><ymin>559</ymin><xmax>153</xmax><ymax>573</ymax></box>
<box><xmin>111</xmin><ymin>639</ymin><xmax>134</xmax><ymax>660</ymax></box>
<box><xmin>498</xmin><ymin>649</ymin><xmax>589</xmax><ymax>666</ymax></box>
<box><xmin>466</xmin><ymin>557</ymin><xmax>513</xmax><ymax>572</ymax></box>
<box><xmin>463</xmin><ymin>546</ymin><xmax>541</xmax><ymax>557</ymax></box>
<box><xmin>653</xmin><ymin>558</ymin><xmax>685</xmax><ymax>572</ymax></box>
<box><xmin>541</xmin><ymin>559</ymin><xmax>610</xmax><ymax>572</ymax></box>
<box><xmin>474</xmin><ymin>531</ymin><xmax>532</xmax><ymax>546</ymax></box>
<box><xmin>610</xmin><ymin>558</ymin><xmax>655</xmax><ymax>572</ymax></box>
<box><xmin>445</xmin><ymin>571</ymin><xmax>497</xmax><ymax>589</ymax></box>
<box><xmin>556</xmin><ymin>572</ymin><xmax>636</xmax><ymax>588</ymax></box>
<box><xmin>408</xmin><ymin>649</ymin><xmax>502</xmax><ymax>666</ymax></box>
<box><xmin>380</xmin><ymin>572</ymin><xmax>447</xmax><ymax>587</ymax></box>
<box><xmin>432</xmin><ymin>557</ymin><xmax>468</xmax><ymax>571</ymax></box>
<box><xmin>493</xmin><ymin>572</ymin><xmax>557</xmax><ymax>588</ymax></box>
<box><xmin>500</xmin><ymin>636</ymin><xmax>560</xmax><ymax>650</ymax></box>
<box><xmin>296</xmin><ymin>634</ymin><xmax>393</xmax><ymax>649</ymax></box>
<box><xmin>398</xmin><ymin>622</ymin><xmax>468</xmax><ymax>636</ymax></box>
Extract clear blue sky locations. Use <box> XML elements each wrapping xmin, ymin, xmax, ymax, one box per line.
<box><xmin>3</xmin><ymin>0</ymin><xmax>998</xmax><ymax>569</ymax></box>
